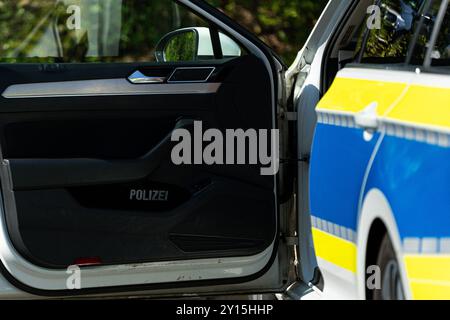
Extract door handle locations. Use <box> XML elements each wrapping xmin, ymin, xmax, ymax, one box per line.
<box><xmin>354</xmin><ymin>102</ymin><xmax>379</xmax><ymax>130</ymax></box>
<box><xmin>128</xmin><ymin>71</ymin><xmax>166</xmax><ymax>84</ymax></box>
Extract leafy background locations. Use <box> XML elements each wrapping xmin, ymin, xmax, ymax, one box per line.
<box><xmin>0</xmin><ymin>0</ymin><xmax>328</xmax><ymax>64</ymax></box>
<box><xmin>207</xmin><ymin>0</ymin><xmax>328</xmax><ymax>63</ymax></box>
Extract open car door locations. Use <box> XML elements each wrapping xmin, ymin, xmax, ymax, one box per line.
<box><xmin>0</xmin><ymin>0</ymin><xmax>291</xmax><ymax>297</ymax></box>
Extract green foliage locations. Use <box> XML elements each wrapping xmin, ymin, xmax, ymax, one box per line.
<box><xmin>0</xmin><ymin>0</ymin><xmax>54</xmax><ymax>62</ymax></box>
<box><xmin>363</xmin><ymin>0</ymin><xmax>409</xmax><ymax>60</ymax></box>
<box><xmin>0</xmin><ymin>0</ymin><xmax>327</xmax><ymax>64</ymax></box>
<box><xmin>206</xmin><ymin>0</ymin><xmax>328</xmax><ymax>63</ymax></box>
<box><xmin>0</xmin><ymin>0</ymin><xmax>204</xmax><ymax>63</ymax></box>
<box><xmin>164</xmin><ymin>31</ymin><xmax>197</xmax><ymax>62</ymax></box>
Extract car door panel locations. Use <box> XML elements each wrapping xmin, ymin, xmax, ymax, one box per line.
<box><xmin>0</xmin><ymin>55</ymin><xmax>277</xmax><ymax>271</ymax></box>
<box><xmin>7</xmin><ymin>118</ymin><xmax>193</xmax><ymax>189</ymax></box>
<box><xmin>310</xmin><ymin>67</ymin><xmax>409</xmax><ymax>281</ymax></box>
<box><xmin>361</xmin><ymin>71</ymin><xmax>450</xmax><ymax>299</ymax></box>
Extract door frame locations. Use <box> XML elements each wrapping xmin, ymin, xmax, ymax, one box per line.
<box><xmin>0</xmin><ymin>0</ymin><xmax>285</xmax><ymax>297</ymax></box>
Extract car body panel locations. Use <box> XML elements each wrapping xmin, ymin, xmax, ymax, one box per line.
<box><xmin>310</xmin><ymin>66</ymin><xmax>450</xmax><ymax>299</ymax></box>
<box><xmin>309</xmin><ymin>67</ymin><xmax>400</xmax><ymax>298</ymax></box>
<box><xmin>362</xmin><ymin>72</ymin><xmax>450</xmax><ymax>299</ymax></box>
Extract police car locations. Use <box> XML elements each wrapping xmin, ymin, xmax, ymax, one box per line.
<box><xmin>305</xmin><ymin>0</ymin><xmax>449</xmax><ymax>300</ymax></box>
<box><xmin>0</xmin><ymin>0</ymin><xmax>447</xmax><ymax>300</ymax></box>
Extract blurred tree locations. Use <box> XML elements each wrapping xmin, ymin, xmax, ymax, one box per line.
<box><xmin>206</xmin><ymin>0</ymin><xmax>328</xmax><ymax>63</ymax></box>
<box><xmin>0</xmin><ymin>0</ymin><xmax>328</xmax><ymax>64</ymax></box>
<box><xmin>164</xmin><ymin>30</ymin><xmax>197</xmax><ymax>61</ymax></box>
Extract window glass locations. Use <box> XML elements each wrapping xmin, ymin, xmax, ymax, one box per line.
<box><xmin>362</xmin><ymin>0</ymin><xmax>428</xmax><ymax>64</ymax></box>
<box><xmin>430</xmin><ymin>2</ymin><xmax>449</xmax><ymax>67</ymax></box>
<box><xmin>408</xmin><ymin>0</ymin><xmax>443</xmax><ymax>65</ymax></box>
<box><xmin>0</xmin><ymin>0</ymin><xmax>240</xmax><ymax>63</ymax></box>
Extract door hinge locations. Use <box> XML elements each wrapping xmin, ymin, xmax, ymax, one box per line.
<box><xmin>282</xmin><ymin>235</ymin><xmax>299</xmax><ymax>246</ymax></box>
<box><xmin>279</xmin><ymin>111</ymin><xmax>297</xmax><ymax>121</ymax></box>
<box><xmin>285</xmin><ymin>112</ymin><xmax>297</xmax><ymax>121</ymax></box>
<box><xmin>280</xmin><ymin>156</ymin><xmax>309</xmax><ymax>164</ymax></box>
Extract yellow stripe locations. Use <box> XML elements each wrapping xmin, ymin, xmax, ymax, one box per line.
<box><xmin>405</xmin><ymin>255</ymin><xmax>450</xmax><ymax>300</ymax></box>
<box><xmin>405</xmin><ymin>255</ymin><xmax>450</xmax><ymax>282</ymax></box>
<box><xmin>312</xmin><ymin>227</ymin><xmax>357</xmax><ymax>273</ymax></box>
<box><xmin>387</xmin><ymin>84</ymin><xmax>450</xmax><ymax>130</ymax></box>
<box><xmin>409</xmin><ymin>281</ymin><xmax>450</xmax><ymax>300</ymax></box>
<box><xmin>317</xmin><ymin>76</ymin><xmax>450</xmax><ymax>131</ymax></box>
<box><xmin>316</xmin><ymin>77</ymin><xmax>407</xmax><ymax>115</ymax></box>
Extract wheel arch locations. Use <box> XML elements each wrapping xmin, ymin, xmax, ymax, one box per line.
<box><xmin>364</xmin><ymin>218</ymin><xmax>387</xmax><ymax>299</ymax></box>
<box><xmin>356</xmin><ymin>188</ymin><xmax>411</xmax><ymax>300</ymax></box>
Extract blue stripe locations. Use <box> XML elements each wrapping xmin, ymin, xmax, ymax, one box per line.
<box><xmin>310</xmin><ymin>124</ymin><xmax>379</xmax><ymax>231</ymax></box>
<box><xmin>364</xmin><ymin>135</ymin><xmax>450</xmax><ymax>239</ymax></box>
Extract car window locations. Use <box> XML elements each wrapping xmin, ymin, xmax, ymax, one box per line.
<box><xmin>361</xmin><ymin>0</ymin><xmax>428</xmax><ymax>64</ymax></box>
<box><xmin>0</xmin><ymin>0</ymin><xmax>242</xmax><ymax>63</ymax></box>
<box><xmin>408</xmin><ymin>0</ymin><xmax>444</xmax><ymax>65</ymax></box>
<box><xmin>430</xmin><ymin>2</ymin><xmax>450</xmax><ymax>68</ymax></box>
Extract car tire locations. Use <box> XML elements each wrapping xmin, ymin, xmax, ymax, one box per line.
<box><xmin>372</xmin><ymin>233</ymin><xmax>405</xmax><ymax>300</ymax></box>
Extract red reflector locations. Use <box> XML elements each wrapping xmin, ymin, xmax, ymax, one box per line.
<box><xmin>73</xmin><ymin>257</ymin><xmax>102</xmax><ymax>266</ymax></box>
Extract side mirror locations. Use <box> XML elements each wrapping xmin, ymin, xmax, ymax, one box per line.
<box><xmin>155</xmin><ymin>27</ymin><xmax>241</xmax><ymax>62</ymax></box>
